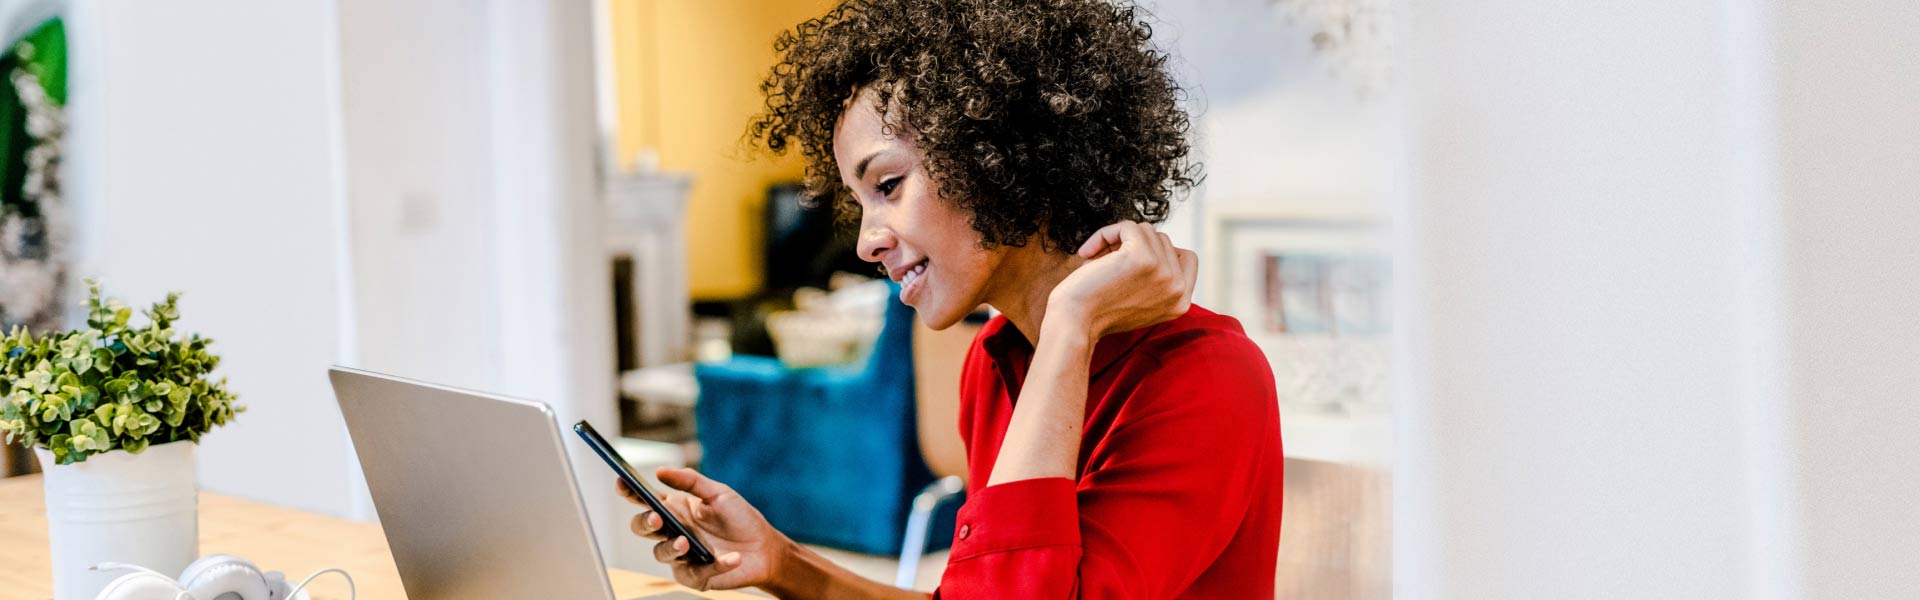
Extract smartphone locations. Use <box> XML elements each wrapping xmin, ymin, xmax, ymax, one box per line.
<box><xmin>573</xmin><ymin>420</ymin><xmax>716</xmax><ymax>565</ymax></box>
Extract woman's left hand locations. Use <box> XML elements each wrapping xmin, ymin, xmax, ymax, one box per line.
<box><xmin>622</xmin><ymin>468</ymin><xmax>787</xmax><ymax>592</ymax></box>
<box><xmin>1047</xmin><ymin>221</ymin><xmax>1198</xmax><ymax>341</ymax></box>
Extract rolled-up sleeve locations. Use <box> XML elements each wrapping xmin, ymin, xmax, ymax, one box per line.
<box><xmin>940</xmin><ymin>477</ymin><xmax>1083</xmax><ymax>597</ymax></box>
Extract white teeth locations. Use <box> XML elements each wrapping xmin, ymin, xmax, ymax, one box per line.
<box><xmin>901</xmin><ymin>261</ymin><xmax>927</xmax><ymax>287</ymax></box>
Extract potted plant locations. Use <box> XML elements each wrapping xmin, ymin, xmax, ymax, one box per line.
<box><xmin>1</xmin><ymin>281</ymin><xmax>242</xmax><ymax>600</ymax></box>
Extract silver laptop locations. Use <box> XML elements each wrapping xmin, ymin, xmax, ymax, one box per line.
<box><xmin>329</xmin><ymin>367</ymin><xmax>635</xmax><ymax>599</ymax></box>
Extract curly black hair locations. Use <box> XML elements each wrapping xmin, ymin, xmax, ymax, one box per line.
<box><xmin>749</xmin><ymin>0</ymin><xmax>1200</xmax><ymax>252</ymax></box>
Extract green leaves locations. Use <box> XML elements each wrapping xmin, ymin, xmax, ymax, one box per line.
<box><xmin>0</xmin><ymin>280</ymin><xmax>242</xmax><ymax>464</ymax></box>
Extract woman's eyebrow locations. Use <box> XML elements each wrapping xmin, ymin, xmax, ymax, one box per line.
<box><xmin>854</xmin><ymin>150</ymin><xmax>884</xmax><ymax>180</ymax></box>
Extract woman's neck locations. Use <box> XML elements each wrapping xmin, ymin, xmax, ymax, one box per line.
<box><xmin>986</xmin><ymin>246</ymin><xmax>1082</xmax><ymax>347</ymax></box>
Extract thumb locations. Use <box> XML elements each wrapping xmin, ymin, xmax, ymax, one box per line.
<box><xmin>700</xmin><ymin>553</ymin><xmax>751</xmax><ymax>589</ymax></box>
<box><xmin>656</xmin><ymin>466</ymin><xmax>732</xmax><ymax>503</ymax></box>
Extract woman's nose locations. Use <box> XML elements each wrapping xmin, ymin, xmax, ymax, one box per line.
<box><xmin>856</xmin><ymin>222</ymin><xmax>893</xmax><ymax>264</ymax></box>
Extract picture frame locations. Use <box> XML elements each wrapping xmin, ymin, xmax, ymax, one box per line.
<box><xmin>1215</xmin><ymin>216</ymin><xmax>1390</xmax><ymax>414</ymax></box>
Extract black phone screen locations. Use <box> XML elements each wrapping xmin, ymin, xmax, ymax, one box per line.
<box><xmin>573</xmin><ymin>420</ymin><xmax>716</xmax><ymax>565</ymax></box>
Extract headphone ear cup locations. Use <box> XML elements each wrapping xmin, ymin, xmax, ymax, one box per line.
<box><xmin>177</xmin><ymin>554</ymin><xmax>243</xmax><ymax>586</ymax></box>
<box><xmin>178</xmin><ymin>557</ymin><xmax>270</xmax><ymax>600</ymax></box>
<box><xmin>95</xmin><ymin>571</ymin><xmax>188</xmax><ymax>600</ymax></box>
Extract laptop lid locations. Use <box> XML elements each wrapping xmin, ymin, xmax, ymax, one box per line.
<box><xmin>328</xmin><ymin>367</ymin><xmax>615</xmax><ymax>600</ymax></box>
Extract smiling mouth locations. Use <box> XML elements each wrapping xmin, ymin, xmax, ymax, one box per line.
<box><xmin>897</xmin><ymin>258</ymin><xmax>931</xmax><ymax>305</ymax></box>
<box><xmin>900</xmin><ymin>259</ymin><xmax>928</xmax><ymax>287</ymax></box>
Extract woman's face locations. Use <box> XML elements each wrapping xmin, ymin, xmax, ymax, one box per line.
<box><xmin>834</xmin><ymin>91</ymin><xmax>1004</xmax><ymax>330</ymax></box>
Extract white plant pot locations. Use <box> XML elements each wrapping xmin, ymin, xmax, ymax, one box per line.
<box><xmin>34</xmin><ymin>440</ymin><xmax>198</xmax><ymax>600</ymax></box>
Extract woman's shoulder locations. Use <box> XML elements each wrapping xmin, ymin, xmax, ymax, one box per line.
<box><xmin>1091</xmin><ymin>305</ymin><xmax>1278</xmax><ymax>416</ymax></box>
<box><xmin>960</xmin><ymin>306</ymin><xmax>1269</xmax><ymax>377</ymax></box>
<box><xmin>1115</xmin><ymin>306</ymin><xmax>1278</xmax><ymax>434</ymax></box>
<box><xmin>1134</xmin><ymin>305</ymin><xmax>1268</xmax><ymax>369</ymax></box>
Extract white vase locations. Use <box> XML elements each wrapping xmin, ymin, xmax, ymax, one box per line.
<box><xmin>34</xmin><ymin>441</ymin><xmax>199</xmax><ymax>600</ymax></box>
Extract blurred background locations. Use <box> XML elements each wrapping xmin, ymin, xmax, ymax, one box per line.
<box><xmin>0</xmin><ymin>0</ymin><xmax>1915</xmax><ymax>598</ymax></box>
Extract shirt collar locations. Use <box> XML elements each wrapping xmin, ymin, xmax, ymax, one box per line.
<box><xmin>983</xmin><ymin>317</ymin><xmax>1165</xmax><ymax>379</ymax></box>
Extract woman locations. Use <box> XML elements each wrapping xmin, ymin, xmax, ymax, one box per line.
<box><xmin>623</xmin><ymin>0</ymin><xmax>1283</xmax><ymax>597</ymax></box>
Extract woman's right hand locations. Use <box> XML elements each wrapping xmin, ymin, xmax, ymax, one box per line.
<box><xmin>1048</xmin><ymin>221</ymin><xmax>1198</xmax><ymax>341</ymax></box>
<box><xmin>620</xmin><ymin>467</ymin><xmax>788</xmax><ymax>591</ymax></box>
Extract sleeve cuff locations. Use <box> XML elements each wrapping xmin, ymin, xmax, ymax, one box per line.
<box><xmin>949</xmin><ymin>477</ymin><xmax>1081</xmax><ymax>561</ymax></box>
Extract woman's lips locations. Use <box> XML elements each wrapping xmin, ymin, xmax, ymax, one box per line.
<box><xmin>899</xmin><ymin>260</ymin><xmax>929</xmax><ymax>304</ymax></box>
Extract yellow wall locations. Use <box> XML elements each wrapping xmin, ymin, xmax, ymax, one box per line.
<box><xmin>610</xmin><ymin>0</ymin><xmax>837</xmax><ymax>300</ymax></box>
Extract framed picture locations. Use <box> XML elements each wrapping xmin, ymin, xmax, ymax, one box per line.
<box><xmin>1217</xmin><ymin>217</ymin><xmax>1390</xmax><ymax>413</ymax></box>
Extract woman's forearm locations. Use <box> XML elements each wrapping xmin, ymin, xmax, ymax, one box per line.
<box><xmin>764</xmin><ymin>539</ymin><xmax>930</xmax><ymax>600</ymax></box>
<box><xmin>760</xmin><ymin>307</ymin><xmax>1099</xmax><ymax>597</ymax></box>
<box><xmin>986</xmin><ymin>317</ymin><xmax>1096</xmax><ymax>486</ymax></box>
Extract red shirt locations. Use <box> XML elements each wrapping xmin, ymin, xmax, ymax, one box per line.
<box><xmin>935</xmin><ymin>305</ymin><xmax>1284</xmax><ymax>599</ymax></box>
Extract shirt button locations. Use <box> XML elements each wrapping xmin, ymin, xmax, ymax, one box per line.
<box><xmin>959</xmin><ymin>524</ymin><xmax>972</xmax><ymax>540</ymax></box>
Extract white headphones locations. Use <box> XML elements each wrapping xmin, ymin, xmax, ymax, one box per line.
<box><xmin>91</xmin><ymin>554</ymin><xmax>355</xmax><ymax>600</ymax></box>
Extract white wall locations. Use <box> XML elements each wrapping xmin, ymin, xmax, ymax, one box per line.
<box><xmin>335</xmin><ymin>0</ymin><xmax>505</xmax><ymax>393</ymax></box>
<box><xmin>66</xmin><ymin>0</ymin><xmax>360</xmax><ymax>517</ymax></box>
<box><xmin>1146</xmin><ymin>0</ymin><xmax>1397</xmax><ymax>306</ymax></box>
<box><xmin>1397</xmin><ymin>0</ymin><xmax>1772</xmax><ymax>597</ymax></box>
<box><xmin>67</xmin><ymin>0</ymin><xmax>620</xmax><ymax>544</ymax></box>
<box><xmin>1776</xmin><ymin>2</ymin><xmax>1920</xmax><ymax>597</ymax></box>
<box><xmin>331</xmin><ymin>0</ymin><xmax>622</xmax><ymax>559</ymax></box>
<box><xmin>1400</xmin><ymin>1</ymin><xmax>1920</xmax><ymax>598</ymax></box>
<box><xmin>477</xmin><ymin>0</ymin><xmax>626</xmax><ymax>565</ymax></box>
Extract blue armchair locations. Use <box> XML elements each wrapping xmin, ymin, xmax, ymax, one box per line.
<box><xmin>694</xmin><ymin>284</ymin><xmax>958</xmax><ymax>555</ymax></box>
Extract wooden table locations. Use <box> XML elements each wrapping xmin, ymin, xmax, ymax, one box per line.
<box><xmin>0</xmin><ymin>474</ymin><xmax>757</xmax><ymax>600</ymax></box>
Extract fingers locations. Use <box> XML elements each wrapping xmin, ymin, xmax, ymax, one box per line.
<box><xmin>656</xmin><ymin>467</ymin><xmax>734</xmax><ymax>503</ymax></box>
<box><xmin>1113</xmin><ymin>220</ymin><xmax>1151</xmax><ymax>252</ymax></box>
<box><xmin>671</xmin><ymin>552</ymin><xmax>747</xmax><ymax>591</ymax></box>
<box><xmin>1135</xmin><ymin>226</ymin><xmax>1192</xmax><ymax>316</ymax></box>
<box><xmin>682</xmin><ymin>490</ymin><xmax>705</xmax><ymax>523</ymax></box>
<box><xmin>652</xmin><ymin>535</ymin><xmax>690</xmax><ymax>562</ymax></box>
<box><xmin>621</xmin><ymin>475</ymin><xmax>670</xmax><ymax>541</ymax></box>
<box><xmin>1078</xmin><ymin>221</ymin><xmax>1161</xmax><ymax>261</ymax></box>
<box><xmin>702</xmin><ymin>553</ymin><xmax>749</xmax><ymax>589</ymax></box>
<box><xmin>630</xmin><ymin>510</ymin><xmax>666</xmax><ymax>540</ymax></box>
<box><xmin>1154</xmin><ymin>231</ymin><xmax>1177</xmax><ymax>274</ymax></box>
<box><xmin>1077</xmin><ymin>222</ymin><xmax>1127</xmax><ymax>259</ymax></box>
<box><xmin>1125</xmin><ymin>225</ymin><xmax>1177</xmax><ymax>288</ymax></box>
<box><xmin>1078</xmin><ymin>222</ymin><xmax>1191</xmax><ymax>302</ymax></box>
<box><xmin>616</xmin><ymin>477</ymin><xmax>643</xmax><ymax>505</ymax></box>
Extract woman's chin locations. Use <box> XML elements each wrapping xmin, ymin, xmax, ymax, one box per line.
<box><xmin>912</xmin><ymin>297</ymin><xmax>968</xmax><ymax>331</ymax></box>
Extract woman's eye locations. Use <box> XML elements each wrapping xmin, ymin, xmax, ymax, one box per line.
<box><xmin>875</xmin><ymin>176</ymin><xmax>902</xmax><ymax>197</ymax></box>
